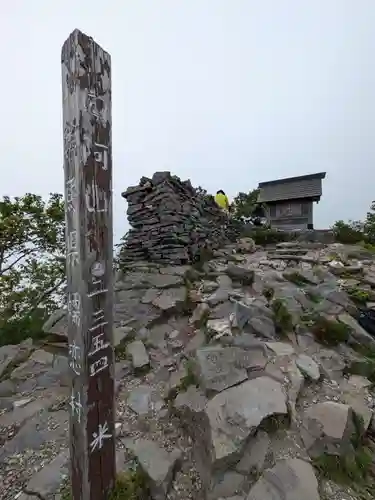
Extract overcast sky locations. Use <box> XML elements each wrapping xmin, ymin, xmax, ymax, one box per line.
<box><xmin>1</xmin><ymin>1</ymin><xmax>374</xmax><ymax>241</ymax></box>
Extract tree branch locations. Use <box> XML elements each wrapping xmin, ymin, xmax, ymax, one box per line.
<box><xmin>0</xmin><ymin>248</ymin><xmax>38</xmax><ymax>276</ymax></box>
<box><xmin>29</xmin><ymin>277</ymin><xmax>66</xmax><ymax>315</ymax></box>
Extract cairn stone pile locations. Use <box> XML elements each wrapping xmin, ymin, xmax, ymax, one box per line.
<box><xmin>120</xmin><ymin>171</ymin><xmax>231</xmax><ymax>264</ymax></box>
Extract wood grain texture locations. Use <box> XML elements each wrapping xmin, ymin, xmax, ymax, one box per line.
<box><xmin>61</xmin><ymin>28</ymin><xmax>115</xmax><ymax>500</ymax></box>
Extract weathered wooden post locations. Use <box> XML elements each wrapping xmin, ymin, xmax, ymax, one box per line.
<box><xmin>61</xmin><ymin>29</ymin><xmax>116</xmax><ymax>500</ymax></box>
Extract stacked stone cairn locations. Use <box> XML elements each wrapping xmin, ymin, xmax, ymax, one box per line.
<box><xmin>120</xmin><ymin>171</ymin><xmax>232</xmax><ymax>264</ymax></box>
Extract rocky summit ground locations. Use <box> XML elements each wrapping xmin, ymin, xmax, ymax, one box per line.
<box><xmin>2</xmin><ymin>238</ymin><xmax>375</xmax><ymax>499</ymax></box>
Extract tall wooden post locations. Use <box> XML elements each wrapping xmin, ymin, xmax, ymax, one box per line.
<box><xmin>61</xmin><ymin>29</ymin><xmax>115</xmax><ymax>500</ymax></box>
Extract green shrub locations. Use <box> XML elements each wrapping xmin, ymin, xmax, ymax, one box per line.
<box><xmin>347</xmin><ymin>288</ymin><xmax>371</xmax><ymax>306</ymax></box>
<box><xmin>262</xmin><ymin>286</ymin><xmax>274</xmax><ymax>301</ymax></box>
<box><xmin>272</xmin><ymin>299</ymin><xmax>293</xmax><ymax>335</ymax></box>
<box><xmin>283</xmin><ymin>271</ymin><xmax>310</xmax><ymax>287</ymax></box>
<box><xmin>364</xmin><ymin>201</ymin><xmax>375</xmax><ymax>244</ymax></box>
<box><xmin>311</xmin><ymin>316</ymin><xmax>350</xmax><ymax>346</ymax></box>
<box><xmin>332</xmin><ymin>220</ymin><xmax>364</xmax><ymax>244</ymax></box>
<box><xmin>250</xmin><ymin>229</ymin><xmax>292</xmax><ymax>246</ymax></box>
<box><xmin>313</xmin><ymin>447</ymin><xmax>373</xmax><ymax>486</ymax></box>
<box><xmin>60</xmin><ymin>469</ymin><xmax>150</xmax><ymax>500</ymax></box>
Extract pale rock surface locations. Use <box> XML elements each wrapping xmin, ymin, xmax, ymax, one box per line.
<box><xmin>246</xmin><ymin>458</ymin><xmax>320</xmax><ymax>500</ymax></box>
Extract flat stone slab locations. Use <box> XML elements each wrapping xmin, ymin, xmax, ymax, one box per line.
<box><xmin>0</xmin><ymin>394</ymin><xmax>60</xmax><ymax>428</ymax></box>
<box><xmin>301</xmin><ymin>401</ymin><xmax>355</xmax><ymax>457</ymax></box>
<box><xmin>22</xmin><ymin>449</ymin><xmax>69</xmax><ymax>498</ymax></box>
<box><xmin>127</xmin><ymin>340</ymin><xmax>150</xmax><ymax>369</ymax></box>
<box><xmin>127</xmin><ymin>385</ymin><xmax>154</xmax><ymax>415</ymax></box>
<box><xmin>206</xmin><ymin>376</ymin><xmax>287</xmax><ymax>466</ymax></box>
<box><xmin>152</xmin><ymin>287</ymin><xmax>186</xmax><ymax>311</ymax></box>
<box><xmin>296</xmin><ymin>355</ymin><xmax>320</xmax><ymax>381</ymax></box>
<box><xmin>236</xmin><ymin>430</ymin><xmax>270</xmax><ymax>475</ymax></box>
<box><xmin>0</xmin><ymin>409</ymin><xmax>68</xmax><ymax>463</ymax></box>
<box><xmin>266</xmin><ymin>342</ymin><xmax>295</xmax><ymax>357</ymax></box>
<box><xmin>0</xmin><ymin>342</ymin><xmax>32</xmax><ymax>379</ymax></box>
<box><xmin>196</xmin><ymin>346</ymin><xmax>267</xmax><ymax>394</ymax></box>
<box><xmin>124</xmin><ymin>438</ymin><xmax>182</xmax><ymax>500</ymax></box>
<box><xmin>339</xmin><ymin>313</ymin><xmax>375</xmax><ymax>350</ymax></box>
<box><xmin>246</xmin><ymin>458</ymin><xmax>319</xmax><ymax>500</ymax></box>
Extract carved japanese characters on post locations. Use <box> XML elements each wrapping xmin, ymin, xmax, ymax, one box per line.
<box><xmin>62</xmin><ymin>29</ymin><xmax>115</xmax><ymax>500</ymax></box>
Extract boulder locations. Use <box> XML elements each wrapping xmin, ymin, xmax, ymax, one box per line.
<box><xmin>152</xmin><ymin>287</ymin><xmax>186</xmax><ymax>312</ymax></box>
<box><xmin>205</xmin><ymin>377</ymin><xmax>287</xmax><ymax>467</ymax></box>
<box><xmin>124</xmin><ymin>438</ymin><xmax>182</xmax><ymax>500</ymax></box>
<box><xmin>127</xmin><ymin>340</ymin><xmax>150</xmax><ymax>369</ymax></box>
<box><xmin>338</xmin><ymin>313</ymin><xmax>375</xmax><ymax>350</ymax></box>
<box><xmin>225</xmin><ymin>264</ymin><xmax>255</xmax><ymax>285</ymax></box>
<box><xmin>237</xmin><ymin>237</ymin><xmax>256</xmax><ymax>254</ymax></box>
<box><xmin>246</xmin><ymin>458</ymin><xmax>319</xmax><ymax>500</ymax></box>
<box><xmin>301</xmin><ymin>401</ymin><xmax>355</xmax><ymax>457</ymax></box>
<box><xmin>0</xmin><ymin>342</ymin><xmax>33</xmax><ymax>379</ymax></box>
<box><xmin>195</xmin><ymin>346</ymin><xmax>267</xmax><ymax>394</ymax></box>
<box><xmin>295</xmin><ymin>355</ymin><xmax>320</xmax><ymax>381</ymax></box>
<box><xmin>235</xmin><ymin>430</ymin><xmax>270</xmax><ymax>475</ymax></box>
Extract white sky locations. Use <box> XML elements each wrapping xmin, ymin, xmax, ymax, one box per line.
<box><xmin>1</xmin><ymin>1</ymin><xmax>374</xmax><ymax>241</ymax></box>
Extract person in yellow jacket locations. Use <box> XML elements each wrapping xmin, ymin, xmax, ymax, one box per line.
<box><xmin>215</xmin><ymin>190</ymin><xmax>230</xmax><ymax>212</ymax></box>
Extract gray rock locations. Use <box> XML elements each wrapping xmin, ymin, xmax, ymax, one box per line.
<box><xmin>23</xmin><ymin>449</ymin><xmax>69</xmax><ymax>498</ymax></box>
<box><xmin>141</xmin><ymin>288</ymin><xmax>161</xmax><ymax>304</ymax></box>
<box><xmin>210</xmin><ymin>471</ymin><xmax>245</xmax><ymax>499</ymax></box>
<box><xmin>190</xmin><ymin>302</ymin><xmax>210</xmax><ymax>327</ymax></box>
<box><xmin>316</xmin><ymin>285</ymin><xmax>355</xmax><ymax>312</ymax></box>
<box><xmin>206</xmin><ymin>318</ymin><xmax>232</xmax><ymax>339</ymax></box>
<box><xmin>249</xmin><ymin>316</ymin><xmax>276</xmax><ymax>340</ymax></box>
<box><xmin>124</xmin><ymin>438</ymin><xmax>182</xmax><ymax>500</ymax></box>
<box><xmin>294</xmin><ymin>268</ymin><xmax>320</xmax><ymax>285</ymax></box>
<box><xmin>185</xmin><ymin>330</ymin><xmax>206</xmax><ymax>353</ymax></box>
<box><xmin>237</xmin><ymin>237</ymin><xmax>256</xmax><ymax>254</ymax></box>
<box><xmin>159</xmin><ymin>265</ymin><xmax>190</xmax><ymax>276</ymax></box>
<box><xmin>301</xmin><ymin>401</ymin><xmax>355</xmax><ymax>457</ymax></box>
<box><xmin>272</xmin><ymin>285</ymin><xmax>304</xmax><ymax>325</ymax></box>
<box><xmin>338</xmin><ymin>313</ymin><xmax>375</xmax><ymax>350</ymax></box>
<box><xmin>0</xmin><ymin>379</ymin><xmax>16</xmax><ymax>397</ymax></box>
<box><xmin>216</xmin><ymin>274</ymin><xmax>233</xmax><ymax>289</ymax></box>
<box><xmin>202</xmin><ymin>280</ymin><xmax>220</xmax><ymax>293</ymax></box>
<box><xmin>29</xmin><ymin>349</ymin><xmax>54</xmax><ymax>365</ymax></box>
<box><xmin>211</xmin><ymin>301</ymin><xmax>235</xmax><ymax>320</ymax></box>
<box><xmin>196</xmin><ymin>346</ymin><xmax>247</xmax><ymax>393</ymax></box>
<box><xmin>233</xmin><ymin>300</ymin><xmax>276</xmax><ymax>339</ymax></box>
<box><xmin>246</xmin><ymin>458</ymin><xmax>319</xmax><ymax>500</ymax></box>
<box><xmin>340</xmin><ymin>376</ymin><xmax>373</xmax><ymax>432</ymax></box>
<box><xmin>114</xmin><ymin>326</ymin><xmax>133</xmax><ymax>346</ymax></box>
<box><xmin>312</xmin><ymin>348</ymin><xmax>346</xmax><ymax>381</ymax></box>
<box><xmin>152</xmin><ymin>287</ymin><xmax>186</xmax><ymax>311</ymax></box>
<box><xmin>269</xmin><ymin>429</ymin><xmax>310</xmax><ymax>462</ymax></box>
<box><xmin>42</xmin><ymin>308</ymin><xmax>68</xmax><ymax>336</ymax></box>
<box><xmin>295</xmin><ymin>355</ymin><xmax>320</xmax><ymax>381</ymax></box>
<box><xmin>127</xmin><ymin>340</ymin><xmax>150</xmax><ymax>369</ymax></box>
<box><xmin>206</xmin><ymin>377</ymin><xmax>287</xmax><ymax>467</ymax></box>
<box><xmin>149</xmin><ymin>273</ymin><xmax>184</xmax><ymax>289</ymax></box>
<box><xmin>173</xmin><ymin>387</ymin><xmax>212</xmax><ymax>489</ymax></box>
<box><xmin>221</xmin><ymin>334</ymin><xmax>264</xmax><ymax>350</ymax></box>
<box><xmin>236</xmin><ymin>431</ymin><xmax>270</xmax><ymax>475</ymax></box>
<box><xmin>196</xmin><ymin>346</ymin><xmax>267</xmax><ymax>394</ymax></box>
<box><xmin>115</xmin><ymin>360</ymin><xmax>132</xmax><ymax>380</ymax></box>
<box><xmin>285</xmin><ymin>361</ymin><xmax>304</xmax><ymax>414</ymax></box>
<box><xmin>207</xmin><ymin>288</ymin><xmax>230</xmax><ymax>306</ymax></box>
<box><xmin>266</xmin><ymin>342</ymin><xmax>295</xmax><ymax>357</ymax></box>
<box><xmin>313</xmin><ymin>298</ymin><xmax>344</xmax><ymax>316</ymax></box>
<box><xmin>0</xmin><ymin>394</ymin><xmax>61</xmax><ymax>428</ymax></box>
<box><xmin>0</xmin><ymin>409</ymin><xmax>68</xmax><ymax>463</ymax></box>
<box><xmin>0</xmin><ymin>343</ymin><xmax>31</xmax><ymax>379</ymax></box>
<box><xmin>127</xmin><ymin>385</ymin><xmax>154</xmax><ymax>415</ymax></box>
<box><xmin>226</xmin><ymin>264</ymin><xmax>255</xmax><ymax>285</ymax></box>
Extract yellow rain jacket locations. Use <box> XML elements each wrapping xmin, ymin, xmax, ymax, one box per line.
<box><xmin>215</xmin><ymin>192</ymin><xmax>229</xmax><ymax>210</ymax></box>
